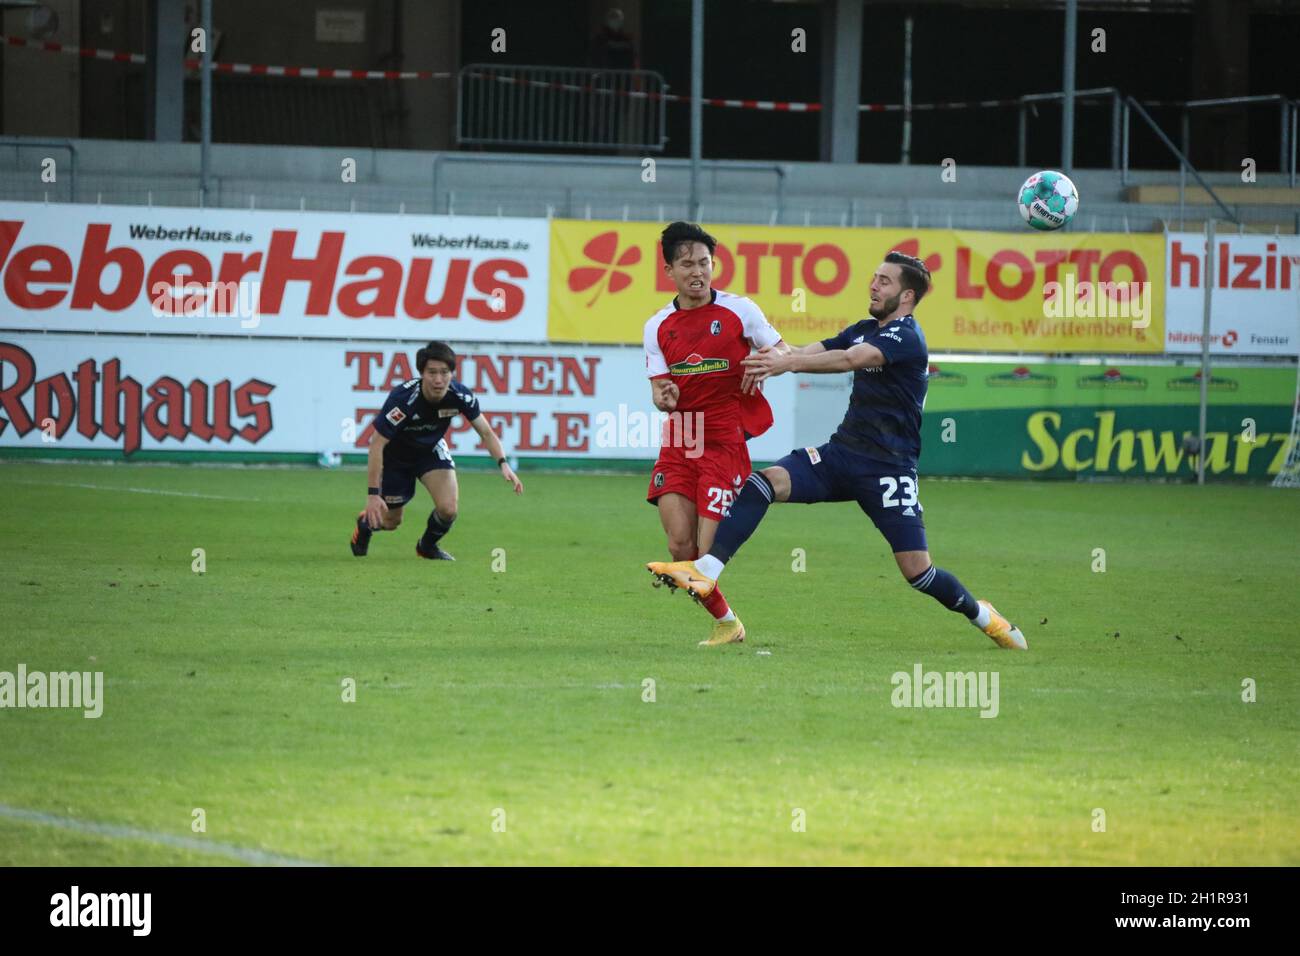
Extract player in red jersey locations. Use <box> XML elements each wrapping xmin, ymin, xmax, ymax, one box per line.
<box><xmin>643</xmin><ymin>221</ymin><xmax>788</xmax><ymax>646</ymax></box>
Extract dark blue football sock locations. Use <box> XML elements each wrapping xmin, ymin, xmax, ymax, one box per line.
<box><xmin>908</xmin><ymin>565</ymin><xmax>980</xmax><ymax>619</ymax></box>
<box><xmin>707</xmin><ymin>472</ymin><xmax>775</xmax><ymax>565</ymax></box>
<box><xmin>419</xmin><ymin>511</ymin><xmax>455</xmax><ymax>552</ymax></box>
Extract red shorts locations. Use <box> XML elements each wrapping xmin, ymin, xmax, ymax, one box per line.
<box><xmin>646</xmin><ymin>440</ymin><xmax>751</xmax><ymax>521</ymax></box>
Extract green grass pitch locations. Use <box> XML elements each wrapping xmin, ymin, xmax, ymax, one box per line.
<box><xmin>1</xmin><ymin>460</ymin><xmax>1297</xmax><ymax>866</ymax></box>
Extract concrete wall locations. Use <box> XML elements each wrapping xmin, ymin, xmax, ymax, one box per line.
<box><xmin>1</xmin><ymin>137</ymin><xmax>1295</xmax><ymax>232</ymax></box>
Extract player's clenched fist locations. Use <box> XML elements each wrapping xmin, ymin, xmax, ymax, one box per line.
<box><xmin>655</xmin><ymin>381</ymin><xmax>680</xmax><ymax>412</ymax></box>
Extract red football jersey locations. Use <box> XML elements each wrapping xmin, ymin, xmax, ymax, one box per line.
<box><xmin>644</xmin><ymin>289</ymin><xmax>783</xmax><ymax>444</ymax></box>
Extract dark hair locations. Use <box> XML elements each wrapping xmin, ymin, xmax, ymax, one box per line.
<box><xmin>884</xmin><ymin>251</ymin><xmax>931</xmax><ymax>306</ymax></box>
<box><xmin>660</xmin><ymin>221</ymin><xmax>717</xmax><ymax>265</ymax></box>
<box><xmin>416</xmin><ymin>341</ymin><xmax>457</xmax><ymax>374</ymax></box>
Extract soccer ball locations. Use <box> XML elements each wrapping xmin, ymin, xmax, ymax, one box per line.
<box><xmin>317</xmin><ymin>451</ymin><xmax>342</xmax><ymax>469</ymax></box>
<box><xmin>1017</xmin><ymin>170</ymin><xmax>1079</xmax><ymax>231</ymax></box>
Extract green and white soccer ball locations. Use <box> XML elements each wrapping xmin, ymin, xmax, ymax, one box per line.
<box><xmin>1017</xmin><ymin>170</ymin><xmax>1079</xmax><ymax>230</ymax></box>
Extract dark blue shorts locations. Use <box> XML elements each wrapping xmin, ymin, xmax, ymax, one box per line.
<box><xmin>381</xmin><ymin>439</ymin><xmax>455</xmax><ymax>507</ymax></box>
<box><xmin>773</xmin><ymin>441</ymin><xmax>928</xmax><ymax>553</ymax></box>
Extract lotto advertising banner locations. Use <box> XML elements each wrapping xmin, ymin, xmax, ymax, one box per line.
<box><xmin>0</xmin><ymin>337</ymin><xmax>796</xmax><ymax>462</ymax></box>
<box><xmin>549</xmin><ymin>221</ymin><xmax>1165</xmax><ymax>353</ymax></box>
<box><xmin>1164</xmin><ymin>233</ymin><xmax>1300</xmax><ymax>356</ymax></box>
<box><xmin>915</xmin><ymin>360</ymin><xmax>1296</xmax><ymax>479</ymax></box>
<box><xmin>0</xmin><ymin>202</ymin><xmax>550</xmax><ymax>341</ymax></box>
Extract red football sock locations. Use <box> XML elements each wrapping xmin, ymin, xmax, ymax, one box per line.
<box><xmin>700</xmin><ymin>586</ymin><xmax>731</xmax><ymax>621</ymax></box>
<box><xmin>695</xmin><ymin>548</ymin><xmax>731</xmax><ymax>620</ymax></box>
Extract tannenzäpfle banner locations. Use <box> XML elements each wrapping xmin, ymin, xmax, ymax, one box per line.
<box><xmin>0</xmin><ymin>202</ymin><xmax>551</xmax><ymax>340</ymax></box>
<box><xmin>548</xmin><ymin>221</ymin><xmax>1166</xmax><ymax>353</ymax></box>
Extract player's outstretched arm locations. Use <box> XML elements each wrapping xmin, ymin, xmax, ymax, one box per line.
<box><xmin>365</xmin><ymin>432</ymin><xmax>390</xmax><ymax>527</ymax></box>
<box><xmin>742</xmin><ymin>342</ymin><xmax>884</xmax><ymax>383</ymax></box>
<box><xmin>471</xmin><ymin>415</ymin><xmax>524</xmax><ymax>495</ymax></box>
<box><xmin>741</xmin><ymin>340</ymin><xmax>799</xmax><ymax>393</ymax></box>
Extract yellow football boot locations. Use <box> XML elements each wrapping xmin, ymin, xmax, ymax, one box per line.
<box><xmin>646</xmin><ymin>560</ymin><xmax>717</xmax><ymax>600</ymax></box>
<box><xmin>699</xmin><ymin>617</ymin><xmax>746</xmax><ymax>647</ymax></box>
<box><xmin>978</xmin><ymin>600</ymin><xmax>1028</xmax><ymax>650</ymax></box>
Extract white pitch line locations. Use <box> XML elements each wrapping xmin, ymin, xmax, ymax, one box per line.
<box><xmin>4</xmin><ymin>480</ymin><xmax>260</xmax><ymax>501</ymax></box>
<box><xmin>0</xmin><ymin>804</ymin><xmax>327</xmax><ymax>867</ymax></box>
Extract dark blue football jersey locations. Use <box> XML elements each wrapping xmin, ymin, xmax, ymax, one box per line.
<box><xmin>373</xmin><ymin>378</ymin><xmax>481</xmax><ymax>454</ymax></box>
<box><xmin>820</xmin><ymin>314</ymin><xmax>928</xmax><ymax>469</ymax></box>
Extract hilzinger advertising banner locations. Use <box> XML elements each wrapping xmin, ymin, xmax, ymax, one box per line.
<box><xmin>1164</xmin><ymin>233</ymin><xmax>1300</xmax><ymax>357</ymax></box>
<box><xmin>549</xmin><ymin>221</ymin><xmax>1166</xmax><ymax>353</ymax></box>
<box><xmin>0</xmin><ymin>202</ymin><xmax>551</xmax><ymax>341</ymax></box>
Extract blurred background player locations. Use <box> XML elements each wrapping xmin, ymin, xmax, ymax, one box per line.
<box><xmin>644</xmin><ymin>221</ymin><xmax>788</xmax><ymax>646</ymax></box>
<box><xmin>351</xmin><ymin>341</ymin><xmax>523</xmax><ymax>560</ymax></box>
<box><xmin>648</xmin><ymin>252</ymin><xmax>1027</xmax><ymax>650</ymax></box>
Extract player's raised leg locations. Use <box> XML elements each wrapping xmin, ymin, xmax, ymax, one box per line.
<box><xmin>895</xmin><ymin>549</ymin><xmax>1026</xmax><ymax>650</ymax></box>
<box><xmin>647</xmin><ymin>459</ymin><xmax>795</xmax><ymax>597</ymax></box>
<box><xmin>415</xmin><ymin>466</ymin><xmax>458</xmax><ymax>561</ymax></box>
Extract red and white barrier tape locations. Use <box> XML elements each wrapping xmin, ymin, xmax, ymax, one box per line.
<box><xmin>0</xmin><ymin>33</ymin><xmax>1159</xmax><ymax>113</ymax></box>
<box><xmin>185</xmin><ymin>59</ymin><xmax>451</xmax><ymax>80</ymax></box>
<box><xmin>3</xmin><ymin>32</ymin><xmax>143</xmax><ymax>64</ymax></box>
<box><xmin>0</xmin><ymin>33</ymin><xmax>449</xmax><ymax>80</ymax></box>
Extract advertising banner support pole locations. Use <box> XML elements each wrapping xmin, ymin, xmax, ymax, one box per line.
<box><xmin>1198</xmin><ymin>219</ymin><xmax>1215</xmax><ymax>486</ymax></box>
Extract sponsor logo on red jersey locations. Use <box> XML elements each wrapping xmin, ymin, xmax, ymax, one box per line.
<box><xmin>669</xmin><ymin>353</ymin><xmax>729</xmax><ymax>375</ymax></box>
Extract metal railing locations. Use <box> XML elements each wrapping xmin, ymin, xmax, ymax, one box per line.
<box><xmin>1123</xmin><ymin>96</ymin><xmax>1239</xmax><ymax>225</ymax></box>
<box><xmin>1181</xmin><ymin>95</ymin><xmax>1293</xmax><ymax>182</ymax></box>
<box><xmin>1016</xmin><ymin>87</ymin><xmax>1123</xmax><ymax>170</ymax></box>
<box><xmin>1120</xmin><ymin>96</ymin><xmax>1297</xmax><ymax>189</ymax></box>
<box><xmin>457</xmin><ymin>64</ymin><xmax>668</xmax><ymax>153</ymax></box>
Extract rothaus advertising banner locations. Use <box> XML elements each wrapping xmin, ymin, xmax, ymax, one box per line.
<box><xmin>1164</xmin><ymin>233</ymin><xmax>1300</xmax><ymax>356</ymax></box>
<box><xmin>3</xmin><ymin>337</ymin><xmax>1289</xmax><ymax>479</ymax></box>
<box><xmin>549</xmin><ymin>221</ymin><xmax>1165</xmax><ymax>353</ymax></box>
<box><xmin>0</xmin><ymin>337</ymin><xmax>797</xmax><ymax>463</ymax></box>
<box><xmin>0</xmin><ymin>203</ymin><xmax>550</xmax><ymax>341</ymax></box>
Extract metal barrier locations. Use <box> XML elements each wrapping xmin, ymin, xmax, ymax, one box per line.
<box><xmin>431</xmin><ymin>152</ymin><xmax>785</xmax><ymax>219</ymax></box>
<box><xmin>0</xmin><ymin>137</ymin><xmax>77</xmax><ymax>201</ymax></box>
<box><xmin>457</xmin><ymin>64</ymin><xmax>668</xmax><ymax>153</ymax></box>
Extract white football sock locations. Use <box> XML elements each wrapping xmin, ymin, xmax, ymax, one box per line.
<box><xmin>693</xmin><ymin>555</ymin><xmax>724</xmax><ymax>580</ymax></box>
<box><xmin>718</xmin><ymin>610</ymin><xmax>736</xmax><ymax>623</ymax></box>
<box><xmin>972</xmin><ymin>604</ymin><xmax>991</xmax><ymax>629</ymax></box>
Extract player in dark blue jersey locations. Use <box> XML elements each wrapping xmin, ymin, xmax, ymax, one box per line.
<box><xmin>350</xmin><ymin>341</ymin><xmax>523</xmax><ymax>560</ymax></box>
<box><xmin>648</xmin><ymin>252</ymin><xmax>1027</xmax><ymax>649</ymax></box>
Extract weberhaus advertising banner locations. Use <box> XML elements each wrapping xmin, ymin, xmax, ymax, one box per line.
<box><xmin>0</xmin><ymin>202</ymin><xmax>550</xmax><ymax>341</ymax></box>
